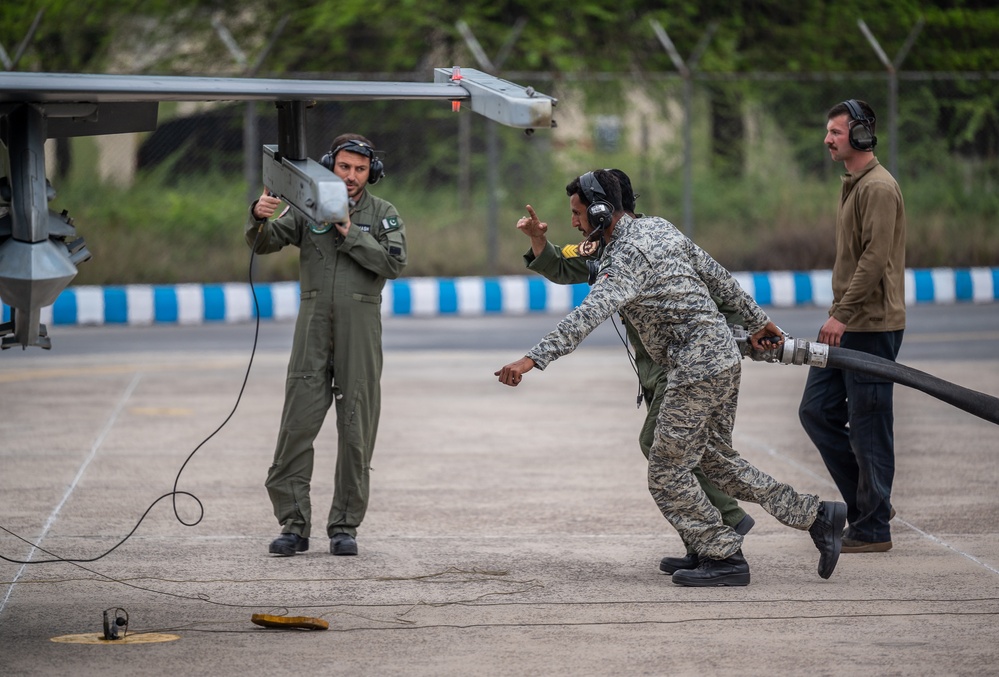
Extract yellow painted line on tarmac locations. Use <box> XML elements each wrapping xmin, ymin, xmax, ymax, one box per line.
<box><xmin>0</xmin><ymin>359</ymin><xmax>248</xmax><ymax>384</ymax></box>
<box><xmin>50</xmin><ymin>632</ymin><xmax>180</xmax><ymax>645</ymax></box>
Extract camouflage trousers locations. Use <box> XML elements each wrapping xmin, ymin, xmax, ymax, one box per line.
<box><xmin>648</xmin><ymin>363</ymin><xmax>820</xmax><ymax>560</ymax></box>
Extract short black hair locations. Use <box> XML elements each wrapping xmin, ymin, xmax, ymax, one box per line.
<box><xmin>565</xmin><ymin>169</ymin><xmax>623</xmax><ymax>212</ymax></box>
<box><xmin>608</xmin><ymin>168</ymin><xmax>636</xmax><ymax>213</ymax></box>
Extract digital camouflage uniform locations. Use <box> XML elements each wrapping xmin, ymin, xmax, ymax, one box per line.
<box><xmin>245</xmin><ymin>190</ymin><xmax>406</xmax><ymax>540</ymax></box>
<box><xmin>523</xmin><ymin>240</ymin><xmax>749</xmax><ymax>552</ymax></box>
<box><xmin>526</xmin><ymin>215</ymin><xmax>819</xmax><ymax>560</ymax></box>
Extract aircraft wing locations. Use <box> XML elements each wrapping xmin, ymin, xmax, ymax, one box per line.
<box><xmin>0</xmin><ymin>67</ymin><xmax>556</xmax><ymax>348</ymax></box>
<box><xmin>0</xmin><ymin>68</ymin><xmax>555</xmax><ymax>131</ymax></box>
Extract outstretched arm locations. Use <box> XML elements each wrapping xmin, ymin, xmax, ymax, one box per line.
<box><xmin>495</xmin><ymin>357</ymin><xmax>535</xmax><ymax>387</ymax></box>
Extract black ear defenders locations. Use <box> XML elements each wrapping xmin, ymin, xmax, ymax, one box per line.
<box><xmin>579</xmin><ymin>171</ymin><xmax>614</xmax><ymax>233</ymax></box>
<box><xmin>320</xmin><ymin>139</ymin><xmax>385</xmax><ymax>184</ymax></box>
<box><xmin>842</xmin><ymin>99</ymin><xmax>878</xmax><ymax>152</ymax></box>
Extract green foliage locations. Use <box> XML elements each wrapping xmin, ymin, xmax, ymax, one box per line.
<box><xmin>916</xmin><ymin>5</ymin><xmax>999</xmax><ymax>70</ymax></box>
<box><xmin>5</xmin><ymin>0</ymin><xmax>999</xmax><ymax>284</ymax></box>
<box><xmin>50</xmin><ymin>138</ymin><xmax>257</xmax><ymax>285</ymax></box>
<box><xmin>1</xmin><ymin>0</ymin><xmax>213</xmax><ymax>72</ymax></box>
<box><xmin>49</xmin><ymin>136</ymin><xmax>999</xmax><ymax>286</ymax></box>
<box><xmin>5</xmin><ymin>1</ymin><xmax>998</xmax><ymax>75</ymax></box>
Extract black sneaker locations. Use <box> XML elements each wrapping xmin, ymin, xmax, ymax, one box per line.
<box><xmin>671</xmin><ymin>549</ymin><xmax>750</xmax><ymax>587</ymax></box>
<box><xmin>330</xmin><ymin>533</ymin><xmax>358</xmax><ymax>556</ymax></box>
<box><xmin>269</xmin><ymin>532</ymin><xmax>309</xmax><ymax>556</ymax></box>
<box><xmin>808</xmin><ymin>500</ymin><xmax>847</xmax><ymax>579</ymax></box>
<box><xmin>659</xmin><ymin>553</ymin><xmax>699</xmax><ymax>574</ymax></box>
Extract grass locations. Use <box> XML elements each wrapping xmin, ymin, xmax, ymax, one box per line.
<box><xmin>46</xmin><ymin>142</ymin><xmax>999</xmax><ymax>286</ymax></box>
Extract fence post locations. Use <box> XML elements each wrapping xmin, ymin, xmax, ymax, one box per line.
<box><xmin>456</xmin><ymin>18</ymin><xmax>527</xmax><ymax>274</ymax></box>
<box><xmin>211</xmin><ymin>15</ymin><xmax>288</xmax><ymax>205</ymax></box>
<box><xmin>857</xmin><ymin>17</ymin><xmax>924</xmax><ymax>177</ymax></box>
<box><xmin>650</xmin><ymin>20</ymin><xmax>716</xmax><ymax>238</ymax></box>
<box><xmin>0</xmin><ymin>9</ymin><xmax>44</xmax><ymax>71</ymax></box>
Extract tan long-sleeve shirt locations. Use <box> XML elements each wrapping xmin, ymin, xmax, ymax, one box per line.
<box><xmin>830</xmin><ymin>158</ymin><xmax>906</xmax><ymax>332</ymax></box>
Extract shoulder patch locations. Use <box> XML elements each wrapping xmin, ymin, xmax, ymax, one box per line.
<box><xmin>561</xmin><ymin>243</ymin><xmax>581</xmax><ymax>258</ymax></box>
<box><xmin>382</xmin><ymin>216</ymin><xmax>400</xmax><ymax>231</ymax></box>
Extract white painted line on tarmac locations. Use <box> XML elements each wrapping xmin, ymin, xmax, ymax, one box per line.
<box><xmin>738</xmin><ymin>433</ymin><xmax>999</xmax><ymax>577</ymax></box>
<box><xmin>0</xmin><ymin>373</ymin><xmax>142</xmax><ymax>616</ymax></box>
<box><xmin>894</xmin><ymin>520</ymin><xmax>999</xmax><ymax>576</ymax></box>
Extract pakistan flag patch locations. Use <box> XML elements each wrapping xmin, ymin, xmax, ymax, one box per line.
<box><xmin>382</xmin><ymin>216</ymin><xmax>400</xmax><ymax>231</ymax></box>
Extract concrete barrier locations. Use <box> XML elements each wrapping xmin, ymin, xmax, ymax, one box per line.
<box><xmin>2</xmin><ymin>267</ymin><xmax>997</xmax><ymax>327</ymax></box>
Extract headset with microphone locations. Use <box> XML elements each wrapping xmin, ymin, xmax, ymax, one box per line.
<box><xmin>579</xmin><ymin>171</ymin><xmax>614</xmax><ymax>236</ymax></box>
<box><xmin>578</xmin><ymin>171</ymin><xmax>616</xmax><ymax>285</ymax></box>
<box><xmin>320</xmin><ymin>138</ymin><xmax>385</xmax><ymax>184</ymax></box>
<box><xmin>842</xmin><ymin>99</ymin><xmax>878</xmax><ymax>152</ymax></box>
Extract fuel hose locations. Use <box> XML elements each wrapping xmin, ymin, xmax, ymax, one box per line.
<box><xmin>825</xmin><ymin>346</ymin><xmax>999</xmax><ymax>426</ymax></box>
<box><xmin>732</xmin><ymin>326</ymin><xmax>999</xmax><ymax>427</ymax></box>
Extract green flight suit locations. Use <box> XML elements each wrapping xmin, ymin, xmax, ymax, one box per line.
<box><xmin>524</xmin><ymin>240</ymin><xmax>747</xmax><ymax>553</ymax></box>
<box><xmin>246</xmin><ymin>190</ymin><xmax>407</xmax><ymax>539</ymax></box>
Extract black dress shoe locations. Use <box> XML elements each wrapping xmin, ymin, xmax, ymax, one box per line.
<box><xmin>269</xmin><ymin>532</ymin><xmax>309</xmax><ymax>556</ymax></box>
<box><xmin>671</xmin><ymin>549</ymin><xmax>750</xmax><ymax>587</ymax></box>
<box><xmin>330</xmin><ymin>533</ymin><xmax>358</xmax><ymax>556</ymax></box>
<box><xmin>808</xmin><ymin>500</ymin><xmax>847</xmax><ymax>579</ymax></box>
<box><xmin>659</xmin><ymin>553</ymin><xmax>699</xmax><ymax>574</ymax></box>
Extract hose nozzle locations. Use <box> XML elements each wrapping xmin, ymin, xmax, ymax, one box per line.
<box><xmin>730</xmin><ymin>325</ymin><xmax>829</xmax><ymax>368</ymax></box>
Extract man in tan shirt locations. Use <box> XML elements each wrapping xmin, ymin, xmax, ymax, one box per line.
<box><xmin>798</xmin><ymin>100</ymin><xmax>906</xmax><ymax>553</ymax></box>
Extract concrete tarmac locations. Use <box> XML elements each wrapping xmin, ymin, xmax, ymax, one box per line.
<box><xmin>2</xmin><ymin>319</ymin><xmax>998</xmax><ymax>675</ymax></box>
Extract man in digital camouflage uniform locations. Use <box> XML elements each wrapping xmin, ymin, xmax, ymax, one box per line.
<box><xmin>246</xmin><ymin>133</ymin><xmax>406</xmax><ymax>558</ymax></box>
<box><xmin>515</xmin><ymin>169</ymin><xmax>755</xmax><ymax>576</ymax></box>
<box><xmin>497</xmin><ymin>169</ymin><xmax>846</xmax><ymax>587</ymax></box>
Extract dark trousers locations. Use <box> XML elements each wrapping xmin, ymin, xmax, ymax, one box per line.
<box><xmin>798</xmin><ymin>329</ymin><xmax>904</xmax><ymax>542</ymax></box>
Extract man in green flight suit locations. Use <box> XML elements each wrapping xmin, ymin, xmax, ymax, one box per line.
<box><xmin>246</xmin><ymin>133</ymin><xmax>407</xmax><ymax>557</ymax></box>
<box><xmin>516</xmin><ymin>169</ymin><xmax>754</xmax><ymax>574</ymax></box>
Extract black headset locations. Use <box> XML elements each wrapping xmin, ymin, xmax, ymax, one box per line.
<box><xmin>579</xmin><ymin>171</ymin><xmax>614</xmax><ymax>233</ymax></box>
<box><xmin>320</xmin><ymin>139</ymin><xmax>385</xmax><ymax>184</ymax></box>
<box><xmin>842</xmin><ymin>99</ymin><xmax>878</xmax><ymax>152</ymax></box>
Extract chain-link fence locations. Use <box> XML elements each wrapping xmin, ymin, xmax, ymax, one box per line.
<box><xmin>40</xmin><ymin>67</ymin><xmax>999</xmax><ymax>281</ymax></box>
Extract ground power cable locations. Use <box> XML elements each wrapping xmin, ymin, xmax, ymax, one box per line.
<box><xmin>6</xmin><ymin>530</ymin><xmax>998</xmax><ymax>633</ymax></box>
<box><xmin>7</xmin><ymin>532</ymin><xmax>997</xmax><ymax>636</ymax></box>
<box><xmin>0</xmin><ymin>228</ymin><xmax>539</xmax><ymax>635</ymax></box>
<box><xmin>0</xmin><ymin>230</ymin><xmax>264</xmax><ymax>567</ymax></box>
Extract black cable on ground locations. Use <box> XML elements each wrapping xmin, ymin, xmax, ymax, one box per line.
<box><xmin>0</xmin><ymin>235</ymin><xmax>263</xmax><ymax>565</ymax></box>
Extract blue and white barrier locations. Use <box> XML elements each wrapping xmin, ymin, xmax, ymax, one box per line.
<box><xmin>2</xmin><ymin>268</ymin><xmax>997</xmax><ymax>328</ymax></box>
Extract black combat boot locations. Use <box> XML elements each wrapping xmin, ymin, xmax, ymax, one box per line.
<box><xmin>659</xmin><ymin>513</ymin><xmax>755</xmax><ymax>574</ymax></box>
<box><xmin>659</xmin><ymin>553</ymin><xmax>699</xmax><ymax>574</ymax></box>
<box><xmin>330</xmin><ymin>533</ymin><xmax>358</xmax><ymax>556</ymax></box>
<box><xmin>269</xmin><ymin>532</ymin><xmax>309</xmax><ymax>556</ymax></box>
<box><xmin>671</xmin><ymin>549</ymin><xmax>750</xmax><ymax>587</ymax></box>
